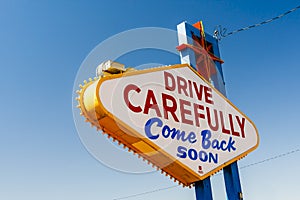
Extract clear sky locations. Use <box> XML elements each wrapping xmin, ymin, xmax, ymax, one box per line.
<box><xmin>1</xmin><ymin>1</ymin><xmax>300</xmax><ymax>200</ymax></box>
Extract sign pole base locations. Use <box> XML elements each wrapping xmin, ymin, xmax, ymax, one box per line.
<box><xmin>195</xmin><ymin>177</ymin><xmax>213</xmax><ymax>200</ymax></box>
<box><xmin>223</xmin><ymin>161</ymin><xmax>243</xmax><ymax>200</ymax></box>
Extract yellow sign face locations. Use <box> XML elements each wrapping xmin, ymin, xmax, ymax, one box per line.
<box><xmin>77</xmin><ymin>63</ymin><xmax>259</xmax><ymax>186</ymax></box>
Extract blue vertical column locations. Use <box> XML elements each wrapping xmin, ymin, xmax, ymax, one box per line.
<box><xmin>223</xmin><ymin>162</ymin><xmax>243</xmax><ymax>200</ymax></box>
<box><xmin>211</xmin><ymin>34</ymin><xmax>243</xmax><ymax>200</ymax></box>
<box><xmin>177</xmin><ymin>21</ymin><xmax>243</xmax><ymax>200</ymax></box>
<box><xmin>195</xmin><ymin>177</ymin><xmax>213</xmax><ymax>200</ymax></box>
<box><xmin>177</xmin><ymin>21</ymin><xmax>213</xmax><ymax>200</ymax></box>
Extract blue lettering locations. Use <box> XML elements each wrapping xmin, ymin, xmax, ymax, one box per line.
<box><xmin>188</xmin><ymin>149</ymin><xmax>198</xmax><ymax>160</ymax></box>
<box><xmin>212</xmin><ymin>139</ymin><xmax>220</xmax><ymax>150</ymax></box>
<box><xmin>177</xmin><ymin>146</ymin><xmax>187</xmax><ymax>158</ymax></box>
<box><xmin>201</xmin><ymin>130</ymin><xmax>211</xmax><ymax>149</ymax></box>
<box><xmin>177</xmin><ymin>146</ymin><xmax>218</xmax><ymax>164</ymax></box>
<box><xmin>144</xmin><ymin>117</ymin><xmax>197</xmax><ymax>144</ymax></box>
<box><xmin>201</xmin><ymin>129</ymin><xmax>236</xmax><ymax>152</ymax></box>
<box><xmin>144</xmin><ymin>117</ymin><xmax>162</xmax><ymax>140</ymax></box>
<box><xmin>199</xmin><ymin>150</ymin><xmax>208</xmax><ymax>162</ymax></box>
<box><xmin>188</xmin><ymin>132</ymin><xmax>197</xmax><ymax>144</ymax></box>
<box><xmin>171</xmin><ymin>129</ymin><xmax>187</xmax><ymax>141</ymax></box>
<box><xmin>199</xmin><ymin>151</ymin><xmax>218</xmax><ymax>164</ymax></box>
<box><xmin>162</xmin><ymin>125</ymin><xmax>172</xmax><ymax>138</ymax></box>
<box><xmin>220</xmin><ymin>140</ymin><xmax>227</xmax><ymax>151</ymax></box>
<box><xmin>209</xmin><ymin>152</ymin><xmax>218</xmax><ymax>164</ymax></box>
<box><xmin>227</xmin><ymin>137</ymin><xmax>236</xmax><ymax>152</ymax></box>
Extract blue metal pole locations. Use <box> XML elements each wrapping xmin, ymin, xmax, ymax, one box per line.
<box><xmin>223</xmin><ymin>162</ymin><xmax>243</xmax><ymax>200</ymax></box>
<box><xmin>177</xmin><ymin>21</ymin><xmax>243</xmax><ymax>200</ymax></box>
<box><xmin>177</xmin><ymin>22</ymin><xmax>214</xmax><ymax>200</ymax></box>
<box><xmin>195</xmin><ymin>177</ymin><xmax>213</xmax><ymax>200</ymax></box>
<box><xmin>211</xmin><ymin>32</ymin><xmax>244</xmax><ymax>200</ymax></box>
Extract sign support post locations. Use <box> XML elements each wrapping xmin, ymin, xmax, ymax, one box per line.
<box><xmin>224</xmin><ymin>162</ymin><xmax>243</xmax><ymax>200</ymax></box>
<box><xmin>195</xmin><ymin>177</ymin><xmax>213</xmax><ymax>200</ymax></box>
<box><xmin>177</xmin><ymin>21</ymin><xmax>243</xmax><ymax>200</ymax></box>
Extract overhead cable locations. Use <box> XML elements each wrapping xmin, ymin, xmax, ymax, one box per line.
<box><xmin>113</xmin><ymin>148</ymin><xmax>300</xmax><ymax>200</ymax></box>
<box><xmin>214</xmin><ymin>5</ymin><xmax>300</xmax><ymax>40</ymax></box>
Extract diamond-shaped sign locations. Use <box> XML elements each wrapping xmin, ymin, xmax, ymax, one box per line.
<box><xmin>78</xmin><ymin>63</ymin><xmax>259</xmax><ymax>186</ymax></box>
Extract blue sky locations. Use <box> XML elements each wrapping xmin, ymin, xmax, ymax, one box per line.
<box><xmin>1</xmin><ymin>1</ymin><xmax>300</xmax><ymax>200</ymax></box>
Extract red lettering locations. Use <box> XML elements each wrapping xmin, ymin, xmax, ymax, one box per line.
<box><xmin>177</xmin><ymin>76</ymin><xmax>188</xmax><ymax>96</ymax></box>
<box><xmin>236</xmin><ymin>116</ymin><xmax>246</xmax><ymax>138</ymax></box>
<box><xmin>179</xmin><ymin>99</ymin><xmax>193</xmax><ymax>125</ymax></box>
<box><xmin>143</xmin><ymin>90</ymin><xmax>162</xmax><ymax>117</ymax></box>
<box><xmin>162</xmin><ymin>93</ymin><xmax>179</xmax><ymax>122</ymax></box>
<box><xmin>188</xmin><ymin>80</ymin><xmax>193</xmax><ymax>98</ymax></box>
<box><xmin>164</xmin><ymin>72</ymin><xmax>175</xmax><ymax>91</ymax></box>
<box><xmin>229</xmin><ymin>114</ymin><xmax>240</xmax><ymax>137</ymax></box>
<box><xmin>193</xmin><ymin>82</ymin><xmax>204</xmax><ymax>101</ymax></box>
<box><xmin>206</xmin><ymin>107</ymin><xmax>219</xmax><ymax>131</ymax></box>
<box><xmin>220</xmin><ymin>111</ymin><xmax>230</xmax><ymax>134</ymax></box>
<box><xmin>193</xmin><ymin>103</ymin><xmax>205</xmax><ymax>127</ymax></box>
<box><xmin>204</xmin><ymin>87</ymin><xmax>214</xmax><ymax>104</ymax></box>
<box><xmin>123</xmin><ymin>84</ymin><xmax>142</xmax><ymax>113</ymax></box>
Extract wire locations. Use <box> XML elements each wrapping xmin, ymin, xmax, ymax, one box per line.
<box><xmin>214</xmin><ymin>5</ymin><xmax>300</xmax><ymax>40</ymax></box>
<box><xmin>113</xmin><ymin>147</ymin><xmax>300</xmax><ymax>200</ymax></box>
<box><xmin>112</xmin><ymin>185</ymin><xmax>178</xmax><ymax>200</ymax></box>
<box><xmin>240</xmin><ymin>148</ymin><xmax>300</xmax><ymax>170</ymax></box>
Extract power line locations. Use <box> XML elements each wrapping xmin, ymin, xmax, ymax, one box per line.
<box><xmin>113</xmin><ymin>185</ymin><xmax>178</xmax><ymax>200</ymax></box>
<box><xmin>113</xmin><ymin>148</ymin><xmax>300</xmax><ymax>200</ymax></box>
<box><xmin>240</xmin><ymin>148</ymin><xmax>300</xmax><ymax>170</ymax></box>
<box><xmin>214</xmin><ymin>5</ymin><xmax>300</xmax><ymax>40</ymax></box>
